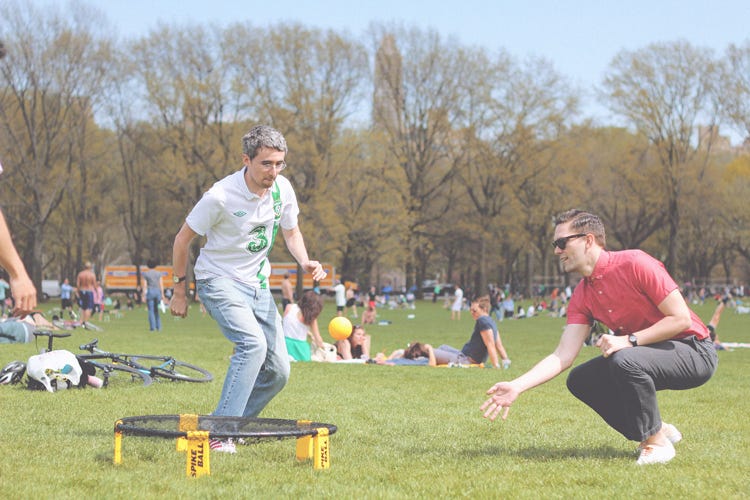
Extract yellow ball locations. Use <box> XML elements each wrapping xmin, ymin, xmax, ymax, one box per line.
<box><xmin>328</xmin><ymin>316</ymin><xmax>353</xmax><ymax>341</ymax></box>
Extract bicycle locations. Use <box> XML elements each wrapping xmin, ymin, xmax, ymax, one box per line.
<box><xmin>32</xmin><ymin>331</ymin><xmax>153</xmax><ymax>388</ymax></box>
<box><xmin>77</xmin><ymin>338</ymin><xmax>213</xmax><ymax>384</ymax></box>
<box><xmin>32</xmin><ymin>332</ymin><xmax>213</xmax><ymax>388</ymax></box>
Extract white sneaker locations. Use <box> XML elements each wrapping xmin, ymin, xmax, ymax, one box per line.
<box><xmin>637</xmin><ymin>423</ymin><xmax>683</xmax><ymax>453</ymax></box>
<box><xmin>636</xmin><ymin>440</ymin><xmax>675</xmax><ymax>465</ymax></box>
<box><xmin>209</xmin><ymin>438</ymin><xmax>236</xmax><ymax>454</ymax></box>
<box><xmin>662</xmin><ymin>423</ymin><xmax>682</xmax><ymax>445</ymax></box>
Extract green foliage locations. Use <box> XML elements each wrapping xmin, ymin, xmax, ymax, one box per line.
<box><xmin>2</xmin><ymin>2</ymin><xmax>750</xmax><ymax>298</ymax></box>
<box><xmin>1</xmin><ymin>299</ymin><xmax>748</xmax><ymax>497</ymax></box>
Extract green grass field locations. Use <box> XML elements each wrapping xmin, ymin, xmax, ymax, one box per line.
<box><xmin>1</xmin><ymin>299</ymin><xmax>748</xmax><ymax>498</ymax></box>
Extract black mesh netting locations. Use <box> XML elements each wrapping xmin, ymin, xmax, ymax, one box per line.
<box><xmin>115</xmin><ymin>415</ymin><xmax>337</xmax><ymax>442</ymax></box>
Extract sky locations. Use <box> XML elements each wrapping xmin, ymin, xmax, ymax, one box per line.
<box><xmin>82</xmin><ymin>0</ymin><xmax>750</xmax><ymax>135</ymax></box>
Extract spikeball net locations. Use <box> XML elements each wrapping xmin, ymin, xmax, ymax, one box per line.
<box><xmin>114</xmin><ymin>414</ymin><xmax>337</xmax><ymax>477</ymax></box>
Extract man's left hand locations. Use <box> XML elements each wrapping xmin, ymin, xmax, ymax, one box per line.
<box><xmin>304</xmin><ymin>260</ymin><xmax>327</xmax><ymax>282</ymax></box>
<box><xmin>596</xmin><ymin>334</ymin><xmax>630</xmax><ymax>358</ymax></box>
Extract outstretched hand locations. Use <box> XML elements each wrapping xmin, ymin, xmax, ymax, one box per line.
<box><xmin>304</xmin><ymin>260</ymin><xmax>327</xmax><ymax>282</ymax></box>
<box><xmin>480</xmin><ymin>381</ymin><xmax>519</xmax><ymax>421</ymax></box>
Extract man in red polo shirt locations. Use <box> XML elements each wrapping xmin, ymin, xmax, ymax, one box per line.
<box><xmin>481</xmin><ymin>209</ymin><xmax>717</xmax><ymax>465</ymax></box>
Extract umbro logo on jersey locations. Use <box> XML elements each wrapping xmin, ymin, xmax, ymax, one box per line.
<box><xmin>232</xmin><ymin>210</ymin><xmax>247</xmax><ymax>217</ymax></box>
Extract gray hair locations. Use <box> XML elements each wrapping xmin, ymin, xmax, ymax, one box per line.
<box><xmin>242</xmin><ymin>125</ymin><xmax>287</xmax><ymax>160</ymax></box>
<box><xmin>553</xmin><ymin>209</ymin><xmax>606</xmax><ymax>247</ymax></box>
<box><xmin>0</xmin><ymin>40</ymin><xmax>6</xmax><ymax>59</ymax></box>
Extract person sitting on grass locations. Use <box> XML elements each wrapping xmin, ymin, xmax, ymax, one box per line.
<box><xmin>375</xmin><ymin>342</ymin><xmax>437</xmax><ymax>366</ymax></box>
<box><xmin>433</xmin><ymin>296</ymin><xmax>511</xmax><ymax>369</ymax></box>
<box><xmin>282</xmin><ymin>291</ymin><xmax>325</xmax><ymax>361</ymax></box>
<box><xmin>336</xmin><ymin>324</ymin><xmax>371</xmax><ymax>360</ymax></box>
<box><xmin>361</xmin><ymin>304</ymin><xmax>376</xmax><ymax>325</ymax></box>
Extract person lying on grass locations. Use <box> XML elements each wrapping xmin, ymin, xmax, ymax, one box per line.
<box><xmin>374</xmin><ymin>342</ymin><xmax>437</xmax><ymax>366</ymax></box>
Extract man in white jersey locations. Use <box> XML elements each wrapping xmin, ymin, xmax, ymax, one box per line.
<box><xmin>171</xmin><ymin>125</ymin><xmax>325</xmax><ymax>452</ymax></box>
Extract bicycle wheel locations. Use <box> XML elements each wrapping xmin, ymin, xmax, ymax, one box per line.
<box><xmin>93</xmin><ymin>362</ymin><xmax>152</xmax><ymax>387</ymax></box>
<box><xmin>130</xmin><ymin>356</ymin><xmax>213</xmax><ymax>383</ymax></box>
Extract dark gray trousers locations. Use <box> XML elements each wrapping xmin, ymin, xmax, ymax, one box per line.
<box><xmin>566</xmin><ymin>336</ymin><xmax>718</xmax><ymax>441</ymax></box>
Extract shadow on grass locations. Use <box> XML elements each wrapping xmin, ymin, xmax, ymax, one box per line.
<box><xmin>463</xmin><ymin>444</ymin><xmax>633</xmax><ymax>461</ymax></box>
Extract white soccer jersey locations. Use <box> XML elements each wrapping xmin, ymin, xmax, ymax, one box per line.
<box><xmin>187</xmin><ymin>169</ymin><xmax>299</xmax><ymax>288</ymax></box>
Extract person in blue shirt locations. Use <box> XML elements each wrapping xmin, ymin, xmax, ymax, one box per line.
<box><xmin>60</xmin><ymin>278</ymin><xmax>74</xmax><ymax>313</ymax></box>
<box><xmin>0</xmin><ymin>275</ymin><xmax>10</xmax><ymax>316</ymax></box>
<box><xmin>433</xmin><ymin>296</ymin><xmax>511</xmax><ymax>369</ymax></box>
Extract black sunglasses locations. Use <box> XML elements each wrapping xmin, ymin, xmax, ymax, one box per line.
<box><xmin>552</xmin><ymin>233</ymin><xmax>587</xmax><ymax>250</ymax></box>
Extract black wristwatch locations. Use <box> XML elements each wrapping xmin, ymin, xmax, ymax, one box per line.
<box><xmin>628</xmin><ymin>334</ymin><xmax>638</xmax><ymax>347</ymax></box>
<box><xmin>173</xmin><ymin>275</ymin><xmax>186</xmax><ymax>284</ymax></box>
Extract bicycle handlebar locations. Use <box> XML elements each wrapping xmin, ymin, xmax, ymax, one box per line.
<box><xmin>79</xmin><ymin>338</ymin><xmax>99</xmax><ymax>352</ymax></box>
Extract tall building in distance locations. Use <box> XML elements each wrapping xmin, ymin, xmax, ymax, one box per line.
<box><xmin>372</xmin><ymin>34</ymin><xmax>403</xmax><ymax>132</ymax></box>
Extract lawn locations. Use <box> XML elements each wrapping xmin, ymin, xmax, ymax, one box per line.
<box><xmin>0</xmin><ymin>298</ymin><xmax>748</xmax><ymax>498</ymax></box>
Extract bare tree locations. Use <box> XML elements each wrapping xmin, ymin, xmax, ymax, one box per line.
<box><xmin>601</xmin><ymin>40</ymin><xmax>721</xmax><ymax>273</ymax></box>
<box><xmin>229</xmin><ymin>22</ymin><xmax>369</xmax><ymax>294</ymax></box>
<box><xmin>471</xmin><ymin>54</ymin><xmax>577</xmax><ymax>295</ymax></box>
<box><xmin>368</xmin><ymin>24</ymin><xmax>466</xmax><ymax>291</ymax></box>
<box><xmin>719</xmin><ymin>40</ymin><xmax>750</xmax><ymax>140</ymax></box>
<box><xmin>0</xmin><ymin>0</ymin><xmax>114</xmax><ymax>291</ymax></box>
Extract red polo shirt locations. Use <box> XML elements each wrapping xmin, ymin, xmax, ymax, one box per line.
<box><xmin>567</xmin><ymin>249</ymin><xmax>709</xmax><ymax>340</ymax></box>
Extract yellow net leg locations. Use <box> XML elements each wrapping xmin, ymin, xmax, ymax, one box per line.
<box><xmin>178</xmin><ymin>414</ymin><xmax>199</xmax><ymax>454</ymax></box>
<box><xmin>176</xmin><ymin>437</ymin><xmax>187</xmax><ymax>452</ymax></box>
<box><xmin>114</xmin><ymin>429</ymin><xmax>123</xmax><ymax>465</ymax></box>
<box><xmin>296</xmin><ymin>420</ymin><xmax>313</xmax><ymax>461</ymax></box>
<box><xmin>296</xmin><ymin>435</ymin><xmax>313</xmax><ymax>461</ymax></box>
<box><xmin>185</xmin><ymin>430</ymin><xmax>211</xmax><ymax>478</ymax></box>
<box><xmin>312</xmin><ymin>428</ymin><xmax>330</xmax><ymax>470</ymax></box>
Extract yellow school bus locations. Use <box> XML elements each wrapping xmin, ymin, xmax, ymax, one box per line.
<box><xmin>267</xmin><ymin>262</ymin><xmax>336</xmax><ymax>291</ymax></box>
<box><xmin>102</xmin><ymin>265</ymin><xmax>175</xmax><ymax>295</ymax></box>
<box><xmin>102</xmin><ymin>263</ymin><xmax>335</xmax><ymax>294</ymax></box>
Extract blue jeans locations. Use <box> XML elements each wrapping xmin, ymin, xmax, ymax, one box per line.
<box><xmin>197</xmin><ymin>277</ymin><xmax>290</xmax><ymax>418</ymax></box>
<box><xmin>567</xmin><ymin>336</ymin><xmax>717</xmax><ymax>441</ymax></box>
<box><xmin>146</xmin><ymin>289</ymin><xmax>162</xmax><ymax>331</ymax></box>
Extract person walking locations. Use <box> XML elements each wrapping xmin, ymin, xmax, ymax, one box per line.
<box><xmin>481</xmin><ymin>209</ymin><xmax>717</xmax><ymax>465</ymax></box>
<box><xmin>451</xmin><ymin>285</ymin><xmax>464</xmax><ymax>320</ymax></box>
<box><xmin>333</xmin><ymin>279</ymin><xmax>346</xmax><ymax>317</ymax></box>
<box><xmin>76</xmin><ymin>262</ymin><xmax>96</xmax><ymax>326</ymax></box>
<box><xmin>170</xmin><ymin>125</ymin><xmax>326</xmax><ymax>453</ymax></box>
<box><xmin>60</xmin><ymin>278</ymin><xmax>74</xmax><ymax>315</ymax></box>
<box><xmin>142</xmin><ymin>260</ymin><xmax>164</xmax><ymax>332</ymax></box>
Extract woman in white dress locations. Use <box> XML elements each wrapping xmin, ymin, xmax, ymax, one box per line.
<box><xmin>451</xmin><ymin>286</ymin><xmax>464</xmax><ymax>320</ymax></box>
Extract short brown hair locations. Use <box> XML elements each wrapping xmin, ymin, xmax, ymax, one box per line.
<box><xmin>471</xmin><ymin>296</ymin><xmax>491</xmax><ymax>314</ymax></box>
<box><xmin>553</xmin><ymin>209</ymin><xmax>606</xmax><ymax>247</ymax></box>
